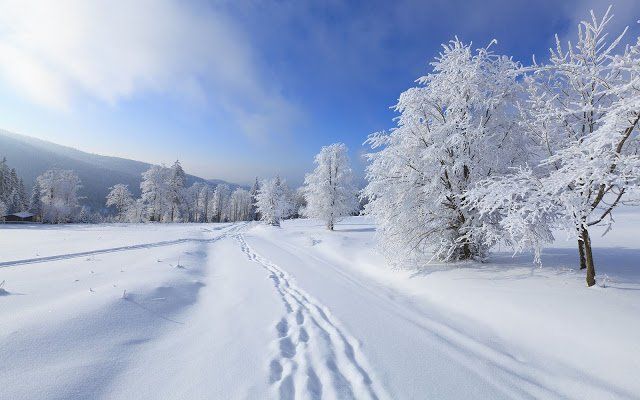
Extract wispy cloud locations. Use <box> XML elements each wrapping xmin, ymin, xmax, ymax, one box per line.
<box><xmin>0</xmin><ymin>0</ymin><xmax>298</xmax><ymax>137</ymax></box>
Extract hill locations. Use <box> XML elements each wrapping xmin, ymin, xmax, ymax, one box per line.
<box><xmin>0</xmin><ymin>130</ymin><xmax>237</xmax><ymax>211</ymax></box>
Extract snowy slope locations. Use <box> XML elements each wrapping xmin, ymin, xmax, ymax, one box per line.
<box><xmin>1</xmin><ymin>217</ymin><xmax>639</xmax><ymax>399</ymax></box>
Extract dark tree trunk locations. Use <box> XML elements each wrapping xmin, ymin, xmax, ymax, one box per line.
<box><xmin>578</xmin><ymin>239</ymin><xmax>587</xmax><ymax>270</ymax></box>
<box><xmin>581</xmin><ymin>228</ymin><xmax>596</xmax><ymax>287</ymax></box>
<box><xmin>461</xmin><ymin>241</ymin><xmax>472</xmax><ymax>260</ymax></box>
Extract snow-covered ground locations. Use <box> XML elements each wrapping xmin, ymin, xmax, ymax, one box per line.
<box><xmin>1</xmin><ymin>216</ymin><xmax>639</xmax><ymax>399</ymax></box>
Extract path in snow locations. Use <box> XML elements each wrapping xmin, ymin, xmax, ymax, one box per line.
<box><xmin>235</xmin><ymin>233</ymin><xmax>389</xmax><ymax>400</ymax></box>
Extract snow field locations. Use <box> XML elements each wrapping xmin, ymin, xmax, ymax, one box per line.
<box><xmin>1</xmin><ymin>216</ymin><xmax>639</xmax><ymax>399</ymax></box>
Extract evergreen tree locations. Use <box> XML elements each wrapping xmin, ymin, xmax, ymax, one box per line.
<box><xmin>29</xmin><ymin>180</ymin><xmax>42</xmax><ymax>220</ymax></box>
<box><xmin>0</xmin><ymin>158</ymin><xmax>10</xmax><ymax>205</ymax></box>
<box><xmin>29</xmin><ymin>181</ymin><xmax>43</xmax><ymax>220</ymax></box>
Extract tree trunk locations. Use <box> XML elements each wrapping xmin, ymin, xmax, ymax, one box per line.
<box><xmin>327</xmin><ymin>221</ymin><xmax>334</xmax><ymax>231</ymax></box>
<box><xmin>461</xmin><ymin>241</ymin><xmax>471</xmax><ymax>260</ymax></box>
<box><xmin>581</xmin><ymin>228</ymin><xmax>596</xmax><ymax>287</ymax></box>
<box><xmin>578</xmin><ymin>239</ymin><xmax>587</xmax><ymax>270</ymax></box>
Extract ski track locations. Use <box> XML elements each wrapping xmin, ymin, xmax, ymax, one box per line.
<box><xmin>0</xmin><ymin>223</ymin><xmax>247</xmax><ymax>268</ymax></box>
<box><xmin>236</xmin><ymin>233</ymin><xmax>388</xmax><ymax>400</ymax></box>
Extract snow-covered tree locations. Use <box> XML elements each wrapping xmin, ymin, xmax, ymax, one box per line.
<box><xmin>168</xmin><ymin>160</ymin><xmax>187</xmax><ymax>222</ymax></box>
<box><xmin>4</xmin><ymin>169</ymin><xmax>27</xmax><ymax>213</ymax></box>
<box><xmin>0</xmin><ymin>200</ymin><xmax>6</xmax><ymax>221</ymax></box>
<box><xmin>212</xmin><ymin>184</ymin><xmax>231</xmax><ymax>222</ymax></box>
<box><xmin>255</xmin><ymin>177</ymin><xmax>293</xmax><ymax>226</ymax></box>
<box><xmin>183</xmin><ymin>182</ymin><xmax>202</xmax><ymax>222</ymax></box>
<box><xmin>292</xmin><ymin>186</ymin><xmax>307</xmax><ymax>218</ymax></box>
<box><xmin>126</xmin><ymin>199</ymin><xmax>146</xmax><ymax>223</ymax></box>
<box><xmin>17</xmin><ymin>176</ymin><xmax>28</xmax><ymax>211</ymax></box>
<box><xmin>0</xmin><ymin>160</ymin><xmax>27</xmax><ymax>212</ymax></box>
<box><xmin>77</xmin><ymin>206</ymin><xmax>91</xmax><ymax>223</ymax></box>
<box><xmin>277</xmin><ymin>176</ymin><xmax>296</xmax><ymax>220</ymax></box>
<box><xmin>250</xmin><ymin>178</ymin><xmax>260</xmax><ymax>221</ymax></box>
<box><xmin>0</xmin><ymin>158</ymin><xmax>10</xmax><ymax>205</ymax></box>
<box><xmin>468</xmin><ymin>8</ymin><xmax>640</xmax><ymax>286</ymax></box>
<box><xmin>37</xmin><ymin>168</ymin><xmax>82</xmax><ymax>223</ymax></box>
<box><xmin>140</xmin><ymin>165</ymin><xmax>170</xmax><ymax>222</ymax></box>
<box><xmin>7</xmin><ymin>189</ymin><xmax>22</xmax><ymax>213</ymax></box>
<box><xmin>363</xmin><ymin>38</ymin><xmax>524</xmax><ymax>265</ymax></box>
<box><xmin>303</xmin><ymin>143</ymin><xmax>358</xmax><ymax>230</ymax></box>
<box><xmin>196</xmin><ymin>185</ymin><xmax>212</xmax><ymax>222</ymax></box>
<box><xmin>229</xmin><ymin>188</ymin><xmax>252</xmax><ymax>221</ymax></box>
<box><xmin>29</xmin><ymin>181</ymin><xmax>43</xmax><ymax>221</ymax></box>
<box><xmin>106</xmin><ymin>184</ymin><xmax>134</xmax><ymax>222</ymax></box>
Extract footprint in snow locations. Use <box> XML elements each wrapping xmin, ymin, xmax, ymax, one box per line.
<box><xmin>235</xmin><ymin>234</ymin><xmax>386</xmax><ymax>400</ymax></box>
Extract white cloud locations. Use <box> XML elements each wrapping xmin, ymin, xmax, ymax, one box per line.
<box><xmin>0</xmin><ymin>0</ymin><xmax>297</xmax><ymax>136</ymax></box>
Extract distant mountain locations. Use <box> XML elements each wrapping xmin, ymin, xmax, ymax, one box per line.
<box><xmin>0</xmin><ymin>130</ymin><xmax>238</xmax><ymax>212</ymax></box>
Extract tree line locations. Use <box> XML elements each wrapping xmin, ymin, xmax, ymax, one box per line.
<box><xmin>0</xmin><ymin>151</ymin><xmax>352</xmax><ymax>227</ymax></box>
<box><xmin>104</xmin><ymin>161</ymin><xmax>303</xmax><ymax>224</ymax></box>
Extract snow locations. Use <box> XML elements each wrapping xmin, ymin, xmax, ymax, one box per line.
<box><xmin>1</xmin><ymin>217</ymin><xmax>639</xmax><ymax>399</ymax></box>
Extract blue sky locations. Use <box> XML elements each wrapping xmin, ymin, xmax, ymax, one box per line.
<box><xmin>0</xmin><ymin>0</ymin><xmax>639</xmax><ymax>186</ymax></box>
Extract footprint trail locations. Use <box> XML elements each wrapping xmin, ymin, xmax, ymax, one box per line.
<box><xmin>236</xmin><ymin>234</ymin><xmax>388</xmax><ymax>400</ymax></box>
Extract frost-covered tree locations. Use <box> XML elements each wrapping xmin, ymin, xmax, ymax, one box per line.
<box><xmin>363</xmin><ymin>38</ymin><xmax>524</xmax><ymax>265</ymax></box>
<box><xmin>7</xmin><ymin>189</ymin><xmax>22</xmax><ymax>213</ymax></box>
<box><xmin>106</xmin><ymin>184</ymin><xmax>134</xmax><ymax>222</ymax></box>
<box><xmin>37</xmin><ymin>168</ymin><xmax>82</xmax><ymax>223</ymax></box>
<box><xmin>212</xmin><ymin>184</ymin><xmax>231</xmax><ymax>222</ymax></box>
<box><xmin>126</xmin><ymin>199</ymin><xmax>146</xmax><ymax>223</ymax></box>
<box><xmin>255</xmin><ymin>177</ymin><xmax>293</xmax><ymax>226</ymax></box>
<box><xmin>303</xmin><ymin>143</ymin><xmax>358</xmax><ymax>230</ymax></box>
<box><xmin>183</xmin><ymin>182</ymin><xmax>201</xmax><ymax>222</ymax></box>
<box><xmin>168</xmin><ymin>160</ymin><xmax>187</xmax><ymax>222</ymax></box>
<box><xmin>77</xmin><ymin>206</ymin><xmax>92</xmax><ymax>223</ymax></box>
<box><xmin>277</xmin><ymin>176</ymin><xmax>296</xmax><ymax>220</ymax></box>
<box><xmin>250</xmin><ymin>178</ymin><xmax>260</xmax><ymax>221</ymax></box>
<box><xmin>229</xmin><ymin>188</ymin><xmax>252</xmax><ymax>221</ymax></box>
<box><xmin>140</xmin><ymin>165</ymin><xmax>170</xmax><ymax>222</ymax></box>
<box><xmin>468</xmin><ymin>8</ymin><xmax>640</xmax><ymax>286</ymax></box>
<box><xmin>198</xmin><ymin>185</ymin><xmax>213</xmax><ymax>222</ymax></box>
